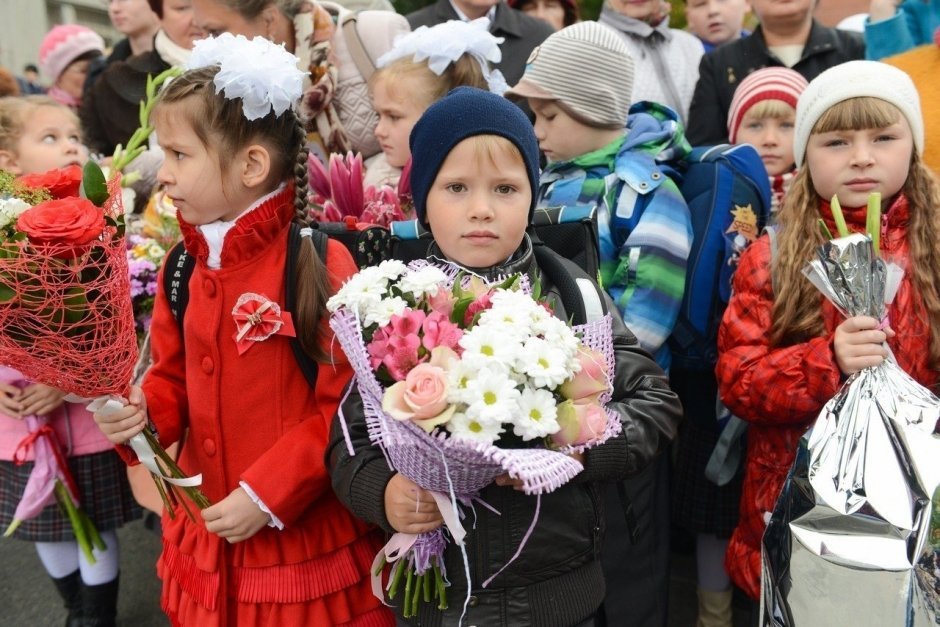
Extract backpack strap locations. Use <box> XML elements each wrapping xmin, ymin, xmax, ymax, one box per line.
<box><xmin>531</xmin><ymin>243</ymin><xmax>607</xmax><ymax>325</ymax></box>
<box><xmin>161</xmin><ymin>223</ymin><xmax>329</xmax><ymax>388</ymax></box>
<box><xmin>163</xmin><ymin>241</ymin><xmax>195</xmax><ymax>337</ymax></box>
<box><xmin>340</xmin><ymin>13</ymin><xmax>377</xmax><ymax>82</ymax></box>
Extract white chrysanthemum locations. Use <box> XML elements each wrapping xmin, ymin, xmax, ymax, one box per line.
<box><xmin>446</xmin><ymin>358</ymin><xmax>479</xmax><ymax>404</ymax></box>
<box><xmin>459</xmin><ymin>326</ymin><xmax>522</xmax><ymax>366</ymax></box>
<box><xmin>362</xmin><ymin>295</ymin><xmax>408</xmax><ymax>327</ymax></box>
<box><xmin>397</xmin><ymin>265</ymin><xmax>448</xmax><ymax>299</ymax></box>
<box><xmin>446</xmin><ymin>410</ymin><xmax>504</xmax><ymax>445</ymax></box>
<box><xmin>464</xmin><ymin>367</ymin><xmax>521</xmax><ymax>424</ymax></box>
<box><xmin>517</xmin><ymin>337</ymin><xmax>574</xmax><ymax>389</ymax></box>
<box><xmin>0</xmin><ymin>197</ymin><xmax>30</xmax><ymax>230</ymax></box>
<box><xmin>375</xmin><ymin>259</ymin><xmax>407</xmax><ymax>281</ymax></box>
<box><xmin>533</xmin><ymin>315</ymin><xmax>580</xmax><ymax>358</ymax></box>
<box><xmin>475</xmin><ymin>304</ymin><xmax>534</xmax><ymax>340</ymax></box>
<box><xmin>327</xmin><ymin>273</ymin><xmax>387</xmax><ymax>314</ymax></box>
<box><xmin>512</xmin><ymin>387</ymin><xmax>560</xmax><ymax>441</ymax></box>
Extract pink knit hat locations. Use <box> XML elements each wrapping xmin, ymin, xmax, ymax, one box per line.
<box><xmin>39</xmin><ymin>24</ymin><xmax>105</xmax><ymax>82</ymax></box>
<box><xmin>727</xmin><ymin>67</ymin><xmax>808</xmax><ymax>143</ymax></box>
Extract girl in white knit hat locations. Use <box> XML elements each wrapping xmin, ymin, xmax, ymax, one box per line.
<box><xmin>715</xmin><ymin>59</ymin><xmax>940</xmax><ymax>613</ymax></box>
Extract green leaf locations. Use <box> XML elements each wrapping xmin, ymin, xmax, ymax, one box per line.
<box><xmin>80</xmin><ymin>161</ymin><xmax>109</xmax><ymax>207</ymax></box>
<box><xmin>451</xmin><ymin>296</ymin><xmax>474</xmax><ymax>326</ymax></box>
<box><xmin>63</xmin><ymin>286</ymin><xmax>88</xmax><ymax>324</ymax></box>
<box><xmin>0</xmin><ymin>282</ymin><xmax>15</xmax><ymax>303</ymax></box>
<box><xmin>818</xmin><ymin>219</ymin><xmax>833</xmax><ymax>240</ymax></box>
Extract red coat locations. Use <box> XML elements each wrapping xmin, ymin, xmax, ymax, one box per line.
<box><xmin>716</xmin><ymin>194</ymin><xmax>938</xmax><ymax>599</ymax></box>
<box><xmin>139</xmin><ymin>188</ymin><xmax>392</xmax><ymax>627</ymax></box>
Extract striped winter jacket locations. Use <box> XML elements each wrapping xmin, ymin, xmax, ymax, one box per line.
<box><xmin>536</xmin><ymin>102</ymin><xmax>693</xmax><ymax>370</ymax></box>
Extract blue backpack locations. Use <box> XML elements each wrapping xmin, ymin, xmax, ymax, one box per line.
<box><xmin>666</xmin><ymin>144</ymin><xmax>772</xmax><ymax>371</ymax></box>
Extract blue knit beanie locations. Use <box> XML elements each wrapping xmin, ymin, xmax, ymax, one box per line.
<box><xmin>409</xmin><ymin>87</ymin><xmax>540</xmax><ymax>226</ymax></box>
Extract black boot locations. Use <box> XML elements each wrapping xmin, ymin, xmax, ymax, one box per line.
<box><xmin>50</xmin><ymin>570</ymin><xmax>84</xmax><ymax>627</ymax></box>
<box><xmin>81</xmin><ymin>575</ymin><xmax>119</xmax><ymax>627</ymax></box>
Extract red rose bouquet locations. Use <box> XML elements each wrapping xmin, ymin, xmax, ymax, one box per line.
<box><xmin>0</xmin><ymin>163</ymin><xmax>209</xmax><ymax>523</ymax></box>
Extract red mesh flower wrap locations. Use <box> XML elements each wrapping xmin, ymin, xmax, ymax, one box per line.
<box><xmin>0</xmin><ymin>178</ymin><xmax>137</xmax><ymax>397</ymax></box>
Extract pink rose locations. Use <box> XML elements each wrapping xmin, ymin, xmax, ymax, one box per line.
<box><xmin>422</xmin><ymin>311</ymin><xmax>462</xmax><ymax>352</ymax></box>
<box><xmin>382</xmin><ymin>349</ymin><xmax>457</xmax><ymax>432</ymax></box>
<box><xmin>551</xmin><ymin>400</ymin><xmax>608</xmax><ymax>447</ymax></box>
<box><xmin>559</xmin><ymin>347</ymin><xmax>609</xmax><ymax>403</ymax></box>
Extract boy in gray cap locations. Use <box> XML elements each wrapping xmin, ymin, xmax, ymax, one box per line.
<box><xmin>506</xmin><ymin>21</ymin><xmax>692</xmax><ymax>626</ymax></box>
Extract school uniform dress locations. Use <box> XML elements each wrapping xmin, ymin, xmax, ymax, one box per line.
<box><xmin>0</xmin><ymin>366</ymin><xmax>141</xmax><ymax>541</ymax></box>
<box><xmin>137</xmin><ymin>187</ymin><xmax>392</xmax><ymax>626</ymax></box>
<box><xmin>716</xmin><ymin>194</ymin><xmax>939</xmax><ymax>599</ymax></box>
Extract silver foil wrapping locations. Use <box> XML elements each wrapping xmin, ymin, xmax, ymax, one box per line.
<box><xmin>762</xmin><ymin>234</ymin><xmax>940</xmax><ymax>625</ymax></box>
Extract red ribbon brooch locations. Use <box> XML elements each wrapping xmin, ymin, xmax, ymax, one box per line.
<box><xmin>231</xmin><ymin>293</ymin><xmax>296</xmax><ymax>355</ymax></box>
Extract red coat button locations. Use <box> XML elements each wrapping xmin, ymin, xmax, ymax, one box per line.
<box><xmin>203</xmin><ymin>438</ymin><xmax>216</xmax><ymax>456</ymax></box>
<box><xmin>204</xmin><ymin>280</ymin><xmax>216</xmax><ymax>297</ymax></box>
<box><xmin>201</xmin><ymin>356</ymin><xmax>213</xmax><ymax>374</ymax></box>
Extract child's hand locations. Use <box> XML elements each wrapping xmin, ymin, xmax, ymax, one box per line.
<box><xmin>0</xmin><ymin>382</ymin><xmax>23</xmax><ymax>417</ymax></box>
<box><xmin>869</xmin><ymin>0</ymin><xmax>902</xmax><ymax>23</ymax></box>
<box><xmin>202</xmin><ymin>487</ymin><xmax>271</xmax><ymax>543</ymax></box>
<box><xmin>384</xmin><ymin>473</ymin><xmax>443</xmax><ymax>534</ymax></box>
<box><xmin>93</xmin><ymin>386</ymin><xmax>148</xmax><ymax>444</ymax></box>
<box><xmin>833</xmin><ymin>315</ymin><xmax>894</xmax><ymax>375</ymax></box>
<box><xmin>17</xmin><ymin>384</ymin><xmax>66</xmax><ymax>417</ymax></box>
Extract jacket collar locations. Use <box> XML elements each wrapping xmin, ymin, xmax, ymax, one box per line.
<box><xmin>427</xmin><ymin>233</ymin><xmax>537</xmax><ymax>284</ymax></box>
<box><xmin>432</xmin><ymin>0</ymin><xmax>523</xmax><ymax>38</ymax></box>
<box><xmin>178</xmin><ymin>185</ymin><xmax>296</xmax><ymax>268</ymax></box>
<box><xmin>748</xmin><ymin>20</ymin><xmax>840</xmax><ymax>65</ymax></box>
<box><xmin>598</xmin><ymin>6</ymin><xmax>673</xmax><ymax>41</ymax></box>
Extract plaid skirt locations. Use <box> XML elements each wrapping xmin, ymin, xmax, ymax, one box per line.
<box><xmin>0</xmin><ymin>450</ymin><xmax>141</xmax><ymax>542</ymax></box>
<box><xmin>669</xmin><ymin>368</ymin><xmax>744</xmax><ymax>538</ymax></box>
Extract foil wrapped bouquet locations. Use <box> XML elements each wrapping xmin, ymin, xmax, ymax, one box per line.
<box><xmin>762</xmin><ymin>197</ymin><xmax>940</xmax><ymax>626</ymax></box>
<box><xmin>328</xmin><ymin>259</ymin><xmax>620</xmax><ymax>617</ymax></box>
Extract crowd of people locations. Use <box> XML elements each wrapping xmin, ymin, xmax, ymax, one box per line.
<box><xmin>1</xmin><ymin>0</ymin><xmax>938</xmax><ymax>626</ymax></box>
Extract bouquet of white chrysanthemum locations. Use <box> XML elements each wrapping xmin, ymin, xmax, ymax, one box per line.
<box><xmin>328</xmin><ymin>259</ymin><xmax>620</xmax><ymax>617</ymax></box>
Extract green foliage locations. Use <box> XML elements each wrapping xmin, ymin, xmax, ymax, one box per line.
<box><xmin>80</xmin><ymin>161</ymin><xmax>109</xmax><ymax>207</ymax></box>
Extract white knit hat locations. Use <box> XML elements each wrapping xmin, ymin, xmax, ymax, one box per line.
<box><xmin>504</xmin><ymin>22</ymin><xmax>634</xmax><ymax>129</ymax></box>
<box><xmin>793</xmin><ymin>60</ymin><xmax>924</xmax><ymax>165</ymax></box>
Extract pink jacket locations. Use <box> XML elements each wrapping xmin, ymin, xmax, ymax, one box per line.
<box><xmin>0</xmin><ymin>366</ymin><xmax>112</xmax><ymax>461</ymax></box>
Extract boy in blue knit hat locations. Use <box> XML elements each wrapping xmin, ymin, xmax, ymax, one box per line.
<box><xmin>329</xmin><ymin>86</ymin><xmax>682</xmax><ymax>627</ymax></box>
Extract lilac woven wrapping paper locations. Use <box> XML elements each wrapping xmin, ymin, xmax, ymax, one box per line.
<box><xmin>328</xmin><ymin>269</ymin><xmax>622</xmax><ymax>496</ymax></box>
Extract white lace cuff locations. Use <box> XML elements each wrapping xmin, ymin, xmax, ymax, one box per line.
<box><xmin>239</xmin><ymin>481</ymin><xmax>284</xmax><ymax>530</ymax></box>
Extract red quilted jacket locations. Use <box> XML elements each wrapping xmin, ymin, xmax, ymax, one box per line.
<box><xmin>715</xmin><ymin>194</ymin><xmax>939</xmax><ymax>599</ymax></box>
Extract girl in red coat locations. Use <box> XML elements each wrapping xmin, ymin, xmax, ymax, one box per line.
<box><xmin>93</xmin><ymin>34</ymin><xmax>393</xmax><ymax>627</ymax></box>
<box><xmin>716</xmin><ymin>60</ymin><xmax>940</xmax><ymax>606</ymax></box>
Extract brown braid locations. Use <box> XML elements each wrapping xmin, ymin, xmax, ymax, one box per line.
<box><xmin>292</xmin><ymin>117</ymin><xmax>334</xmax><ymax>363</ymax></box>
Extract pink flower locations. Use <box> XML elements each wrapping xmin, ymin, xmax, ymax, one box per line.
<box><xmin>381</xmin><ymin>348</ymin><xmax>457</xmax><ymax>432</ymax></box>
<box><xmin>307</xmin><ymin>153</ymin><xmax>331</xmax><ymax>199</ymax></box>
<box><xmin>463</xmin><ymin>290</ymin><xmax>495</xmax><ymax>326</ymax></box>
<box><xmin>367</xmin><ymin>309</ymin><xmax>427</xmax><ymax>381</ymax></box>
<box><xmin>559</xmin><ymin>347</ymin><xmax>609</xmax><ymax>404</ymax></box>
<box><xmin>426</xmin><ymin>289</ymin><xmax>456</xmax><ymax>317</ymax></box>
<box><xmin>551</xmin><ymin>400</ymin><xmax>608</xmax><ymax>447</ymax></box>
<box><xmin>329</xmin><ymin>152</ymin><xmax>364</xmax><ymax>217</ymax></box>
<box><xmin>421</xmin><ymin>311</ymin><xmax>462</xmax><ymax>352</ymax></box>
<box><xmin>361</xmin><ymin>185</ymin><xmax>406</xmax><ymax>227</ymax></box>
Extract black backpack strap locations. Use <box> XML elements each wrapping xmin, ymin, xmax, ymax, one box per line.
<box><xmin>532</xmin><ymin>242</ymin><xmax>607</xmax><ymax>326</ymax></box>
<box><xmin>162</xmin><ymin>241</ymin><xmax>196</xmax><ymax>337</ymax></box>
<box><xmin>285</xmin><ymin>223</ymin><xmax>329</xmax><ymax>389</ymax></box>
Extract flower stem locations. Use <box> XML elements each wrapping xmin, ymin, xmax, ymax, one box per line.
<box><xmin>866</xmin><ymin>192</ymin><xmax>882</xmax><ymax>256</ymax></box>
<box><xmin>434</xmin><ymin>562</ymin><xmax>448</xmax><ymax>610</ymax></box>
<box><xmin>54</xmin><ymin>481</ymin><xmax>96</xmax><ymax>565</ymax></box>
<box><xmin>388</xmin><ymin>559</ymin><xmax>406</xmax><ymax>599</ymax></box>
<box><xmin>404</xmin><ymin>564</ymin><xmax>415</xmax><ymax>617</ymax></box>
<box><xmin>830</xmin><ymin>194</ymin><xmax>849</xmax><ymax>238</ymax></box>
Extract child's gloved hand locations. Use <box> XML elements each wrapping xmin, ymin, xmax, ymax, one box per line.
<box><xmin>18</xmin><ymin>383</ymin><xmax>66</xmax><ymax>417</ymax></box>
<box><xmin>833</xmin><ymin>315</ymin><xmax>895</xmax><ymax>376</ymax></box>
<box><xmin>202</xmin><ymin>487</ymin><xmax>271</xmax><ymax>543</ymax></box>
<box><xmin>92</xmin><ymin>385</ymin><xmax>148</xmax><ymax>444</ymax></box>
<box><xmin>0</xmin><ymin>382</ymin><xmax>23</xmax><ymax>417</ymax></box>
<box><xmin>384</xmin><ymin>473</ymin><xmax>443</xmax><ymax>534</ymax></box>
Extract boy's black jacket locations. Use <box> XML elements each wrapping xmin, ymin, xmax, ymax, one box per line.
<box><xmin>326</xmin><ymin>238</ymin><xmax>682</xmax><ymax>627</ymax></box>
